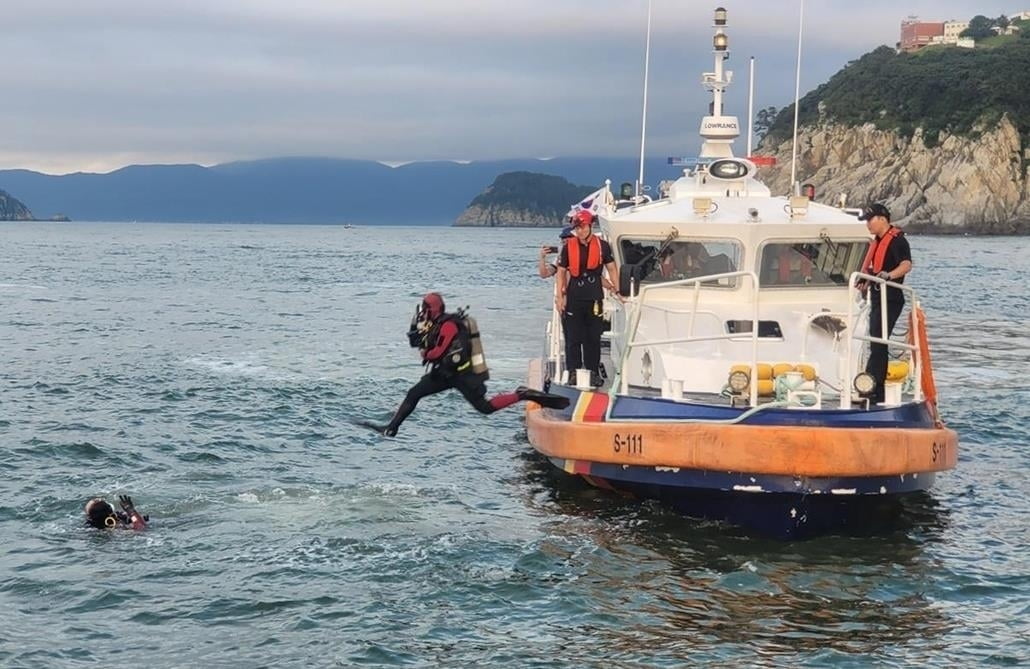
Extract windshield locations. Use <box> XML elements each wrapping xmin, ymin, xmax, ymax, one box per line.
<box><xmin>759</xmin><ymin>239</ymin><xmax>868</xmax><ymax>287</ymax></box>
<box><xmin>619</xmin><ymin>237</ymin><xmax>743</xmax><ymax>287</ymax></box>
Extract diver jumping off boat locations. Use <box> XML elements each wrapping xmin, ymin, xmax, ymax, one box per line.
<box><xmin>366</xmin><ymin>292</ymin><xmax>569</xmax><ymax>437</ymax></box>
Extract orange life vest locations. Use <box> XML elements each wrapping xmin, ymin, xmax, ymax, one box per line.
<box><xmin>566</xmin><ymin>235</ymin><xmax>602</xmax><ymax>277</ymax></box>
<box><xmin>861</xmin><ymin>226</ymin><xmax>902</xmax><ymax>274</ymax></box>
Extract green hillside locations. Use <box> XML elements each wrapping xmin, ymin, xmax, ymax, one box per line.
<box><xmin>766</xmin><ymin>32</ymin><xmax>1030</xmax><ymax>149</ymax></box>
<box><xmin>467</xmin><ymin>171</ymin><xmax>594</xmax><ymax>216</ymax></box>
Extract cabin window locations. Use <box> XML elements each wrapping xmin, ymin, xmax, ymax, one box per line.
<box><xmin>758</xmin><ymin>240</ymin><xmax>867</xmax><ymax>287</ymax></box>
<box><xmin>619</xmin><ymin>238</ymin><xmax>743</xmax><ymax>287</ymax></box>
<box><xmin>726</xmin><ymin>320</ymin><xmax>783</xmax><ymax>338</ymax></box>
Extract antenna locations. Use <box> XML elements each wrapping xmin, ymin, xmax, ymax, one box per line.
<box><xmin>789</xmin><ymin>0</ymin><xmax>805</xmax><ymax>193</ymax></box>
<box><xmin>636</xmin><ymin>0</ymin><xmax>653</xmax><ymax>198</ymax></box>
<box><xmin>746</xmin><ymin>56</ymin><xmax>755</xmax><ymax>157</ymax></box>
<box><xmin>698</xmin><ymin>7</ymin><xmax>739</xmax><ymax>159</ymax></box>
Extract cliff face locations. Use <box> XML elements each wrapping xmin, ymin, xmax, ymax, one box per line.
<box><xmin>756</xmin><ymin>117</ymin><xmax>1030</xmax><ymax>233</ymax></box>
<box><xmin>0</xmin><ymin>189</ymin><xmax>34</xmax><ymax>220</ymax></box>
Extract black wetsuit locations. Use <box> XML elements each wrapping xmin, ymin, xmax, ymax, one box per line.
<box><xmin>383</xmin><ymin>315</ymin><xmax>517</xmax><ymax>435</ymax></box>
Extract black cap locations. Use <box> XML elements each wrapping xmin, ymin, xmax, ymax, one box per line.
<box><xmin>858</xmin><ymin>203</ymin><xmax>891</xmax><ymax>222</ymax></box>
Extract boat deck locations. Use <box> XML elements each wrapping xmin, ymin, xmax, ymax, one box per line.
<box><xmin>556</xmin><ymin>337</ymin><xmax>860</xmax><ymax>410</ymax></box>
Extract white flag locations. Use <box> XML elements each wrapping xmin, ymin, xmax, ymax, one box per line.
<box><xmin>566</xmin><ymin>185</ymin><xmax>612</xmax><ymax>218</ymax></box>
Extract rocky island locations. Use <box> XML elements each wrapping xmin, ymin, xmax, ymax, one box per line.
<box><xmin>454</xmin><ymin>171</ymin><xmax>594</xmax><ymax>227</ymax></box>
<box><xmin>0</xmin><ymin>189</ymin><xmax>34</xmax><ymax>220</ymax></box>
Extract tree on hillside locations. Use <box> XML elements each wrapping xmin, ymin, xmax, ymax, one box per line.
<box><xmin>961</xmin><ymin>15</ymin><xmax>995</xmax><ymax>40</ymax></box>
<box><xmin>754</xmin><ymin>106</ymin><xmax>779</xmax><ymax>141</ymax></box>
<box><xmin>996</xmin><ymin>15</ymin><xmax>1010</xmax><ymax>29</ymax></box>
<box><xmin>761</xmin><ymin>40</ymin><xmax>1030</xmax><ymax>150</ymax></box>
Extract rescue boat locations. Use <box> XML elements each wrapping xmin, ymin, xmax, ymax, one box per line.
<box><xmin>524</xmin><ymin>7</ymin><xmax>958</xmax><ymax>538</ymax></box>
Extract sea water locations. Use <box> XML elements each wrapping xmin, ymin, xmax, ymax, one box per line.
<box><xmin>1</xmin><ymin>222</ymin><xmax>1027</xmax><ymax>667</ymax></box>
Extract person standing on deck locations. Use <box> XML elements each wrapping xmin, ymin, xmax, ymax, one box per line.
<box><xmin>538</xmin><ymin>225</ymin><xmax>575</xmax><ymax>279</ymax></box>
<box><xmin>555</xmin><ymin>210</ymin><xmax>620</xmax><ymax>387</ymax></box>
<box><xmin>857</xmin><ymin>203</ymin><xmax>912</xmax><ymax>404</ymax></box>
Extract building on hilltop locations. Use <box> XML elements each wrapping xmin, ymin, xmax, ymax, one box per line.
<box><xmin>929</xmin><ymin>20</ymin><xmax>972</xmax><ymax>47</ymax></box>
<box><xmin>900</xmin><ymin>17</ymin><xmax>944</xmax><ymax>52</ymax></box>
<box><xmin>943</xmin><ymin>20</ymin><xmax>969</xmax><ymax>43</ymax></box>
<box><xmin>993</xmin><ymin>24</ymin><xmax>1022</xmax><ymax>35</ymax></box>
<box><xmin>900</xmin><ymin>12</ymin><xmax>1027</xmax><ymax>51</ymax></box>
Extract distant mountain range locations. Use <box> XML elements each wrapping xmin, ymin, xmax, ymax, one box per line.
<box><xmin>0</xmin><ymin>157</ymin><xmax>686</xmax><ymax>225</ymax></box>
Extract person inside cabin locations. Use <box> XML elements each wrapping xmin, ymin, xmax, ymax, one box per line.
<box><xmin>659</xmin><ymin>242</ymin><xmax>709</xmax><ymax>280</ymax></box>
<box><xmin>556</xmin><ymin>210</ymin><xmax>620</xmax><ymax>387</ymax></box>
<box><xmin>370</xmin><ymin>292</ymin><xmax>569</xmax><ymax>436</ymax></box>
<box><xmin>856</xmin><ymin>203</ymin><xmax>912</xmax><ymax>404</ymax></box>
<box><xmin>84</xmin><ymin>495</ymin><xmax>148</xmax><ymax>530</ymax></box>
<box><xmin>538</xmin><ymin>225</ymin><xmax>575</xmax><ymax>279</ymax></box>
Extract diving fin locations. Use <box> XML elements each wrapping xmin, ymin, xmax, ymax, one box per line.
<box><xmin>353</xmin><ymin>419</ymin><xmax>397</xmax><ymax>437</ymax></box>
<box><xmin>516</xmin><ymin>386</ymin><xmax>570</xmax><ymax>410</ymax></box>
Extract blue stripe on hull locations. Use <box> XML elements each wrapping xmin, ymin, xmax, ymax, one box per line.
<box><xmin>547</xmin><ymin>457</ymin><xmax>936</xmax><ymax>539</ymax></box>
<box><xmin>553</xmin><ymin>458</ymin><xmax>935</xmax><ymax>495</ymax></box>
<box><xmin>544</xmin><ymin>383</ymin><xmax>937</xmax><ymax>428</ymax></box>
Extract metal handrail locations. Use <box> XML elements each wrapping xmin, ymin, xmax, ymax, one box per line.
<box><xmin>612</xmin><ymin>270</ymin><xmax>763</xmax><ymax>408</ymax></box>
<box><xmin>547</xmin><ymin>278</ymin><xmax>565</xmax><ymax>381</ymax></box>
<box><xmin>844</xmin><ymin>272</ymin><xmax>922</xmax><ymax>407</ymax></box>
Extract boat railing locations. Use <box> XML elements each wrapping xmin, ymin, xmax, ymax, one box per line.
<box><xmin>844</xmin><ymin>272</ymin><xmax>922</xmax><ymax>407</ymax></box>
<box><xmin>616</xmin><ymin>270</ymin><xmax>763</xmax><ymax>406</ymax></box>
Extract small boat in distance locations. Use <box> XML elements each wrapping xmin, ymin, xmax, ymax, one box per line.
<box><xmin>523</xmin><ymin>6</ymin><xmax>957</xmax><ymax>539</ymax></box>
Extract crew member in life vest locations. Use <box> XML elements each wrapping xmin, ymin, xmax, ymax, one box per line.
<box><xmin>857</xmin><ymin>203</ymin><xmax>912</xmax><ymax>404</ymax></box>
<box><xmin>556</xmin><ymin>210</ymin><xmax>621</xmax><ymax>387</ymax></box>
<box><xmin>372</xmin><ymin>292</ymin><xmax>569</xmax><ymax>436</ymax></box>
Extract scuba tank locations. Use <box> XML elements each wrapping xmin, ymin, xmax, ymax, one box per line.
<box><xmin>463</xmin><ymin>312</ymin><xmax>489</xmax><ymax>378</ymax></box>
<box><xmin>442</xmin><ymin>308</ymin><xmax>490</xmax><ymax>380</ymax></box>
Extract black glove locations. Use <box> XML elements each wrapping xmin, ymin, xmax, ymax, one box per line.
<box><xmin>876</xmin><ymin>271</ymin><xmax>892</xmax><ymax>281</ymax></box>
<box><xmin>118</xmin><ymin>495</ymin><xmax>137</xmax><ymax>515</ymax></box>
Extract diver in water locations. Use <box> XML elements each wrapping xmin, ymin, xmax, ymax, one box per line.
<box><xmin>368</xmin><ymin>292</ymin><xmax>569</xmax><ymax>436</ymax></box>
<box><xmin>84</xmin><ymin>495</ymin><xmax>148</xmax><ymax>530</ymax></box>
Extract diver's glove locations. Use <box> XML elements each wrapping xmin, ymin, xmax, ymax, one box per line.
<box><xmin>118</xmin><ymin>495</ymin><xmax>149</xmax><ymax>521</ymax></box>
<box><xmin>118</xmin><ymin>495</ymin><xmax>136</xmax><ymax>514</ymax></box>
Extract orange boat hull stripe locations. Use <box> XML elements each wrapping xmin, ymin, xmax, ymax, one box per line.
<box><xmin>526</xmin><ymin>404</ymin><xmax>958</xmax><ymax>477</ymax></box>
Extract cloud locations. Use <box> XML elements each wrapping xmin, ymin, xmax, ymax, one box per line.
<box><xmin>0</xmin><ymin>0</ymin><xmax>1015</xmax><ymax>173</ymax></box>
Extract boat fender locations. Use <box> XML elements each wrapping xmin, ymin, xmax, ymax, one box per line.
<box><xmin>730</xmin><ymin>363</ymin><xmax>773</xmax><ymax>380</ymax></box>
<box><xmin>794</xmin><ymin>364</ymin><xmax>817</xmax><ymax>381</ymax></box>
<box><xmin>886</xmin><ymin>360</ymin><xmax>909</xmax><ymax>382</ymax></box>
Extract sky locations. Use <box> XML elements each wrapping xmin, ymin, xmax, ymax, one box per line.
<box><xmin>0</xmin><ymin>0</ymin><xmax>1020</xmax><ymax>174</ymax></box>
